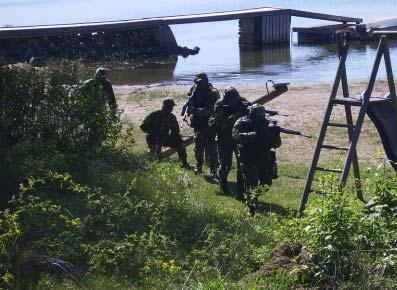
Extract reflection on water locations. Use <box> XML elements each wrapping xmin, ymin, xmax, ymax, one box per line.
<box><xmin>239</xmin><ymin>45</ymin><xmax>291</xmax><ymax>69</ymax></box>
<box><xmin>89</xmin><ymin>39</ymin><xmax>397</xmax><ymax>86</ymax></box>
<box><xmin>103</xmin><ymin>57</ymin><xmax>178</xmax><ymax>85</ymax></box>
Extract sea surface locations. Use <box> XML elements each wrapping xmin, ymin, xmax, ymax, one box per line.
<box><xmin>1</xmin><ymin>0</ymin><xmax>397</xmax><ymax>85</ymax></box>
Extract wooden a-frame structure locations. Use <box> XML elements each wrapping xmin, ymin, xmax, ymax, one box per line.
<box><xmin>299</xmin><ymin>34</ymin><xmax>397</xmax><ymax>214</ymax></box>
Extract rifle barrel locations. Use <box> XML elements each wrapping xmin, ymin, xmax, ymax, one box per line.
<box><xmin>279</xmin><ymin>127</ymin><xmax>312</xmax><ymax>138</ymax></box>
<box><xmin>265</xmin><ymin>110</ymin><xmax>289</xmax><ymax>117</ymax></box>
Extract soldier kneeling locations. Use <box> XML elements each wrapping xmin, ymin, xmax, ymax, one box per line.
<box><xmin>232</xmin><ymin>104</ymin><xmax>281</xmax><ymax>214</ymax></box>
<box><xmin>140</xmin><ymin>98</ymin><xmax>190</xmax><ymax>168</ymax></box>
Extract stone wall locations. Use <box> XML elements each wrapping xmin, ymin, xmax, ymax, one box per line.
<box><xmin>0</xmin><ymin>25</ymin><xmax>199</xmax><ymax>64</ymax></box>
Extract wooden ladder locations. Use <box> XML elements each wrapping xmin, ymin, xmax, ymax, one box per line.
<box><xmin>298</xmin><ymin>34</ymin><xmax>397</xmax><ymax>214</ymax></box>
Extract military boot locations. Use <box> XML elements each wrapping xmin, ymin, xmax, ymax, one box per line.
<box><xmin>219</xmin><ymin>179</ymin><xmax>230</xmax><ymax>194</ymax></box>
<box><xmin>218</xmin><ymin>169</ymin><xmax>229</xmax><ymax>193</ymax></box>
<box><xmin>209</xmin><ymin>167</ymin><xmax>219</xmax><ymax>180</ymax></box>
<box><xmin>194</xmin><ymin>164</ymin><xmax>202</xmax><ymax>175</ymax></box>
<box><xmin>148</xmin><ymin>146</ymin><xmax>155</xmax><ymax>155</ymax></box>
<box><xmin>181</xmin><ymin>158</ymin><xmax>192</xmax><ymax>169</ymax></box>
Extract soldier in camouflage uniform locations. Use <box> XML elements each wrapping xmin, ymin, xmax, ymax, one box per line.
<box><xmin>140</xmin><ymin>98</ymin><xmax>189</xmax><ymax>167</ymax></box>
<box><xmin>232</xmin><ymin>104</ymin><xmax>281</xmax><ymax>206</ymax></box>
<box><xmin>80</xmin><ymin>67</ymin><xmax>117</xmax><ymax>112</ymax></box>
<box><xmin>186</xmin><ymin>72</ymin><xmax>219</xmax><ymax>176</ymax></box>
<box><xmin>212</xmin><ymin>87</ymin><xmax>251</xmax><ymax>194</ymax></box>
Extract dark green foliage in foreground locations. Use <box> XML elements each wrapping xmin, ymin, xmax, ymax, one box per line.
<box><xmin>2</xmin><ymin>163</ymin><xmax>397</xmax><ymax>289</ymax></box>
<box><xmin>293</xmin><ymin>173</ymin><xmax>397</xmax><ymax>288</ymax></box>
<box><xmin>0</xmin><ymin>63</ymin><xmax>121</xmax><ymax>207</ymax></box>
<box><xmin>0</xmin><ymin>62</ymin><xmax>120</xmax><ymax>151</ymax></box>
<box><xmin>0</xmin><ymin>166</ymin><xmax>277</xmax><ymax>289</ymax></box>
<box><xmin>2</xmin><ymin>66</ymin><xmax>397</xmax><ymax>289</ymax></box>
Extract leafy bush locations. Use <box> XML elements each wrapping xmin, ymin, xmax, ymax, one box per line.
<box><xmin>0</xmin><ymin>63</ymin><xmax>123</xmax><ymax>208</ymax></box>
<box><xmin>0</xmin><ymin>172</ymin><xmax>156</xmax><ymax>288</ymax></box>
<box><xmin>0</xmin><ymin>174</ymin><xmax>87</xmax><ymax>289</ymax></box>
<box><xmin>295</xmin><ymin>173</ymin><xmax>397</xmax><ymax>288</ymax></box>
<box><xmin>363</xmin><ymin>172</ymin><xmax>397</xmax><ymax>277</ymax></box>
<box><xmin>0</xmin><ymin>62</ymin><xmax>120</xmax><ymax>152</ymax></box>
<box><xmin>299</xmin><ymin>188</ymin><xmax>364</xmax><ymax>286</ymax></box>
<box><xmin>88</xmin><ymin>231</ymin><xmax>178</xmax><ymax>282</ymax></box>
<box><xmin>0</xmin><ymin>161</ymin><xmax>277</xmax><ymax>289</ymax></box>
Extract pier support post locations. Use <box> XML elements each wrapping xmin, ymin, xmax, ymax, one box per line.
<box><xmin>239</xmin><ymin>11</ymin><xmax>291</xmax><ymax>45</ymax></box>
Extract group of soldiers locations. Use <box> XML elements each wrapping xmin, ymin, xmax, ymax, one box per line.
<box><xmin>84</xmin><ymin>68</ymin><xmax>282</xmax><ymax>211</ymax></box>
<box><xmin>140</xmin><ymin>72</ymin><xmax>282</xmax><ymax>209</ymax></box>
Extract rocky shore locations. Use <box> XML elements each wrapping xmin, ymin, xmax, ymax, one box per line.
<box><xmin>0</xmin><ymin>24</ymin><xmax>199</xmax><ymax>65</ymax></box>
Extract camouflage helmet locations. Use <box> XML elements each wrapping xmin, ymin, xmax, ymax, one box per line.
<box><xmin>162</xmin><ymin>97</ymin><xmax>176</xmax><ymax>107</ymax></box>
<box><xmin>223</xmin><ymin>86</ymin><xmax>240</xmax><ymax>105</ymax></box>
<box><xmin>95</xmin><ymin>67</ymin><xmax>109</xmax><ymax>78</ymax></box>
<box><xmin>248</xmin><ymin>104</ymin><xmax>267</xmax><ymax>119</ymax></box>
<box><xmin>194</xmin><ymin>72</ymin><xmax>208</xmax><ymax>84</ymax></box>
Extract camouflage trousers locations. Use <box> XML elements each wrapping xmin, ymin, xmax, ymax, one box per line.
<box><xmin>217</xmin><ymin>140</ymin><xmax>234</xmax><ymax>182</ymax></box>
<box><xmin>236</xmin><ymin>148</ymin><xmax>273</xmax><ymax>197</ymax></box>
<box><xmin>146</xmin><ymin>134</ymin><xmax>187</xmax><ymax>164</ymax></box>
<box><xmin>194</xmin><ymin>128</ymin><xmax>218</xmax><ymax>171</ymax></box>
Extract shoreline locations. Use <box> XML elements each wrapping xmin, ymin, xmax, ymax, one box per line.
<box><xmin>112</xmin><ymin>74</ymin><xmax>389</xmax><ymax>89</ymax></box>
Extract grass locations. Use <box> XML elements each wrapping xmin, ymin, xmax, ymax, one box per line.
<box><xmin>41</xmin><ymin>105</ymin><xmax>397</xmax><ymax>289</ymax></box>
<box><xmin>3</xmin><ymin>83</ymin><xmax>397</xmax><ymax>289</ymax></box>
<box><xmin>5</xmin><ymin>119</ymin><xmax>395</xmax><ymax>290</ymax></box>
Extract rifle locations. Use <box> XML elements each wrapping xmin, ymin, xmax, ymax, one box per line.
<box><xmin>278</xmin><ymin>127</ymin><xmax>312</xmax><ymax>138</ymax></box>
<box><xmin>180</xmin><ymin>105</ymin><xmax>191</xmax><ymax>128</ymax></box>
<box><xmin>265</xmin><ymin>109</ymin><xmax>288</xmax><ymax>117</ymax></box>
<box><xmin>180</xmin><ymin>85</ymin><xmax>197</xmax><ymax>128</ymax></box>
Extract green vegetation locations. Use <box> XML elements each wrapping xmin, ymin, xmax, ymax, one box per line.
<box><xmin>1</xmin><ymin>64</ymin><xmax>397</xmax><ymax>289</ymax></box>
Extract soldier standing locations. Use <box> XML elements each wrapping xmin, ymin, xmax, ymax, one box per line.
<box><xmin>185</xmin><ymin>72</ymin><xmax>219</xmax><ymax>177</ymax></box>
<box><xmin>81</xmin><ymin>67</ymin><xmax>117</xmax><ymax>112</ymax></box>
<box><xmin>232</xmin><ymin>104</ymin><xmax>281</xmax><ymax>211</ymax></box>
<box><xmin>212</xmin><ymin>87</ymin><xmax>251</xmax><ymax>194</ymax></box>
<box><xmin>140</xmin><ymin>98</ymin><xmax>190</xmax><ymax>168</ymax></box>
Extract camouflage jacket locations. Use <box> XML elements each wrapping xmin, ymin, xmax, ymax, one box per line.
<box><xmin>212</xmin><ymin>97</ymin><xmax>251</xmax><ymax>139</ymax></box>
<box><xmin>233</xmin><ymin>117</ymin><xmax>281</xmax><ymax>155</ymax></box>
<box><xmin>140</xmin><ymin>110</ymin><xmax>180</xmax><ymax>139</ymax></box>
<box><xmin>187</xmin><ymin>84</ymin><xmax>219</xmax><ymax>130</ymax></box>
<box><xmin>80</xmin><ymin>78</ymin><xmax>117</xmax><ymax>111</ymax></box>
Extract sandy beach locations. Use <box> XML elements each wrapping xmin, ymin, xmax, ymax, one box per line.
<box><xmin>114</xmin><ymin>79</ymin><xmax>393</xmax><ymax>166</ymax></box>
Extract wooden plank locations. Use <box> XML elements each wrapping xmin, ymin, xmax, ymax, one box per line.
<box><xmin>363</xmin><ymin>18</ymin><xmax>397</xmax><ymax>29</ymax></box>
<box><xmin>372</xmin><ymin>30</ymin><xmax>397</xmax><ymax>35</ymax></box>
<box><xmin>291</xmin><ymin>9</ymin><xmax>362</xmax><ymax>23</ymax></box>
<box><xmin>281</xmin><ymin>13</ymin><xmax>287</xmax><ymax>42</ymax></box>
<box><xmin>277</xmin><ymin>14</ymin><xmax>282</xmax><ymax>42</ymax></box>
<box><xmin>261</xmin><ymin>13</ymin><xmax>291</xmax><ymax>44</ymax></box>
<box><xmin>285</xmin><ymin>13</ymin><xmax>289</xmax><ymax>41</ymax></box>
<box><xmin>293</xmin><ymin>23</ymin><xmax>352</xmax><ymax>33</ymax></box>
<box><xmin>264</xmin><ymin>16</ymin><xmax>269</xmax><ymax>44</ymax></box>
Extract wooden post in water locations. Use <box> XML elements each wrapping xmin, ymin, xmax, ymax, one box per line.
<box><xmin>239</xmin><ymin>11</ymin><xmax>291</xmax><ymax>45</ymax></box>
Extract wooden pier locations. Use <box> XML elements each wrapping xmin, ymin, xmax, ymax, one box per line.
<box><xmin>293</xmin><ymin>17</ymin><xmax>397</xmax><ymax>43</ymax></box>
<box><xmin>0</xmin><ymin>7</ymin><xmax>362</xmax><ymax>45</ymax></box>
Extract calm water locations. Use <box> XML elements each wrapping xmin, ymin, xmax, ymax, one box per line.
<box><xmin>2</xmin><ymin>0</ymin><xmax>397</xmax><ymax>85</ymax></box>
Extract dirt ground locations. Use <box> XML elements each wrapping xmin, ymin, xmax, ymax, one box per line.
<box><xmin>114</xmin><ymin>79</ymin><xmax>393</xmax><ymax>167</ymax></box>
